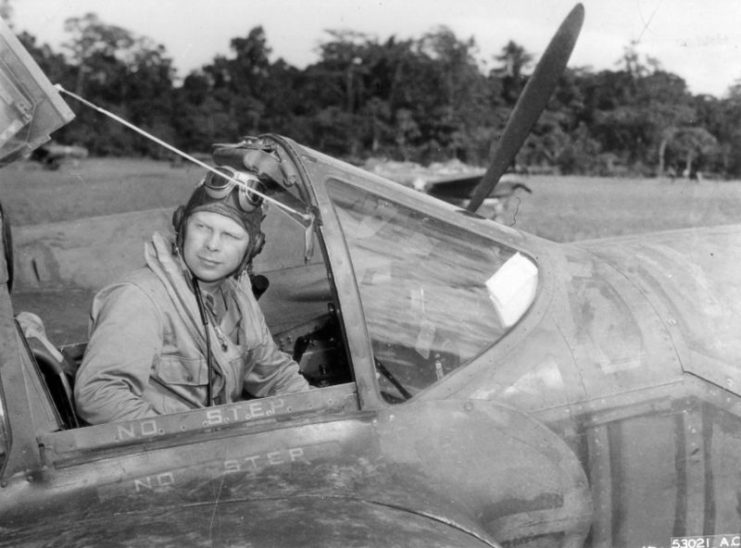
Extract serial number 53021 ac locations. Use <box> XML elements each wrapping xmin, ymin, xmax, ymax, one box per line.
<box><xmin>671</xmin><ymin>536</ymin><xmax>741</xmax><ymax>548</ymax></box>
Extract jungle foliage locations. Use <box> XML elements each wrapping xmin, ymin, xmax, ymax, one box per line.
<box><xmin>11</xmin><ymin>10</ymin><xmax>741</xmax><ymax>178</ymax></box>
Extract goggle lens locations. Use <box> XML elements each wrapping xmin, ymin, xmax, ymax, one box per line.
<box><xmin>203</xmin><ymin>167</ymin><xmax>263</xmax><ymax>211</ymax></box>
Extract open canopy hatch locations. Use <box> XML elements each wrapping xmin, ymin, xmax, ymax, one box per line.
<box><xmin>0</xmin><ymin>17</ymin><xmax>74</xmax><ymax>166</ymax></box>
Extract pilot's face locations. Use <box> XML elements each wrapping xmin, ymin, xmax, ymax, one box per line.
<box><xmin>183</xmin><ymin>211</ymin><xmax>250</xmax><ymax>287</ymax></box>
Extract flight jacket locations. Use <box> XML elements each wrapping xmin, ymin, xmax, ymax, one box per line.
<box><xmin>74</xmin><ymin>232</ymin><xmax>309</xmax><ymax>424</ymax></box>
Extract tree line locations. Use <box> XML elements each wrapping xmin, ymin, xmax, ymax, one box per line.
<box><xmin>12</xmin><ymin>11</ymin><xmax>741</xmax><ymax>178</ymax></box>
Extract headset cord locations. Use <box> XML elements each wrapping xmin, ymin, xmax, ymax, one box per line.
<box><xmin>192</xmin><ymin>276</ymin><xmax>215</xmax><ymax>407</ymax></box>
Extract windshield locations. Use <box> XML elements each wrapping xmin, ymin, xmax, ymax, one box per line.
<box><xmin>328</xmin><ymin>179</ymin><xmax>538</xmax><ymax>402</ymax></box>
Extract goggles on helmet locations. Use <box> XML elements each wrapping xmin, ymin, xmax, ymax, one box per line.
<box><xmin>201</xmin><ymin>165</ymin><xmax>263</xmax><ymax>212</ymax></box>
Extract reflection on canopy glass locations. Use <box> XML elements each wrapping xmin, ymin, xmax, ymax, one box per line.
<box><xmin>328</xmin><ymin>179</ymin><xmax>538</xmax><ymax>402</ymax></box>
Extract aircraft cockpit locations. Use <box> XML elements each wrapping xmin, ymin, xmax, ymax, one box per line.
<box><xmin>213</xmin><ymin>135</ymin><xmax>540</xmax><ymax>405</ymax></box>
<box><xmin>0</xmin><ymin>20</ymin><xmax>542</xmax><ymax>470</ymax></box>
<box><xmin>0</xmin><ymin>15</ymin><xmax>543</xmax><ymax>462</ymax></box>
<box><xmin>0</xmin><ymin>132</ymin><xmax>541</xmax><ymax>461</ymax></box>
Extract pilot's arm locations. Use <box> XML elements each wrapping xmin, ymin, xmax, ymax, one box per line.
<box><xmin>74</xmin><ymin>282</ymin><xmax>162</xmax><ymax>424</ymax></box>
<box><xmin>235</xmin><ymin>278</ymin><xmax>310</xmax><ymax>397</ymax></box>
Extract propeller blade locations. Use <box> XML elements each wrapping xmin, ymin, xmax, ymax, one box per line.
<box><xmin>467</xmin><ymin>3</ymin><xmax>585</xmax><ymax>213</ymax></box>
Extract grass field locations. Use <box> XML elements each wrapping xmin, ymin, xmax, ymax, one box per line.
<box><xmin>0</xmin><ymin>158</ymin><xmax>196</xmax><ymax>227</ymax></box>
<box><xmin>3</xmin><ymin>157</ymin><xmax>741</xmax><ymax>241</ymax></box>
<box><xmin>496</xmin><ymin>174</ymin><xmax>741</xmax><ymax>241</ymax></box>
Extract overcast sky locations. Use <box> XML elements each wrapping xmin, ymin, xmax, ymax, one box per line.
<box><xmin>10</xmin><ymin>0</ymin><xmax>741</xmax><ymax>97</ymax></box>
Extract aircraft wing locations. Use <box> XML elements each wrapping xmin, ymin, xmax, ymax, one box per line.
<box><xmin>422</xmin><ymin>172</ymin><xmax>531</xmax><ymax>202</ymax></box>
<box><xmin>420</xmin><ymin>171</ymin><xmax>484</xmax><ymax>200</ymax></box>
<box><xmin>4</xmin><ymin>495</ymin><xmax>498</xmax><ymax>547</ymax></box>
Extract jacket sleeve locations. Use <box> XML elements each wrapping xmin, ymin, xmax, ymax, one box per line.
<box><xmin>239</xmin><ymin>289</ymin><xmax>310</xmax><ymax>397</ymax></box>
<box><xmin>74</xmin><ymin>283</ymin><xmax>163</xmax><ymax>424</ymax></box>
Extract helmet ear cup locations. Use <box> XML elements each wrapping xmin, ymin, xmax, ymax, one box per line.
<box><xmin>172</xmin><ymin>206</ymin><xmax>186</xmax><ymax>248</ymax></box>
<box><xmin>237</xmin><ymin>230</ymin><xmax>265</xmax><ymax>276</ymax></box>
<box><xmin>172</xmin><ymin>205</ymin><xmax>185</xmax><ymax>232</ymax></box>
<box><xmin>251</xmin><ymin>231</ymin><xmax>266</xmax><ymax>261</ymax></box>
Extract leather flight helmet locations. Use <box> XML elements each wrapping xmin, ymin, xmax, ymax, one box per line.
<box><xmin>172</xmin><ymin>165</ymin><xmax>266</xmax><ymax>277</ymax></box>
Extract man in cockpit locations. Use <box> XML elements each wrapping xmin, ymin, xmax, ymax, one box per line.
<box><xmin>74</xmin><ymin>166</ymin><xmax>310</xmax><ymax>424</ymax></box>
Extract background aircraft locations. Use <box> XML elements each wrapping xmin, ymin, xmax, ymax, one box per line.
<box><xmin>367</xmin><ymin>160</ymin><xmax>532</xmax><ymax>223</ymax></box>
<box><xmin>2</xmin><ymin>4</ymin><xmax>741</xmax><ymax>547</ymax></box>
<box><xmin>29</xmin><ymin>141</ymin><xmax>89</xmax><ymax>170</ymax></box>
<box><xmin>418</xmin><ymin>173</ymin><xmax>532</xmax><ymax>223</ymax></box>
